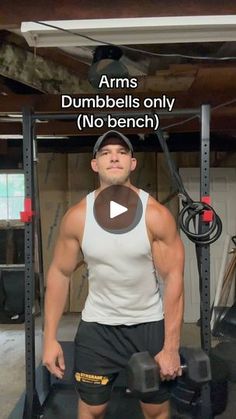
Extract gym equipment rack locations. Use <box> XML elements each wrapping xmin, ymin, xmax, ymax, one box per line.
<box><xmin>21</xmin><ymin>105</ymin><xmax>212</xmax><ymax>418</ymax></box>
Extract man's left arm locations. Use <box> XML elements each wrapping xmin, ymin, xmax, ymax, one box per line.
<box><xmin>149</xmin><ymin>203</ymin><xmax>185</xmax><ymax>379</ymax></box>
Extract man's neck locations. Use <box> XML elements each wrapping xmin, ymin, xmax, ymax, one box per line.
<box><xmin>98</xmin><ymin>180</ymin><xmax>132</xmax><ymax>192</ymax></box>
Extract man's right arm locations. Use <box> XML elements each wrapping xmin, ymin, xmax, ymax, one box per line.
<box><xmin>44</xmin><ymin>208</ymin><xmax>81</xmax><ymax>339</ymax></box>
<box><xmin>43</xmin><ymin>207</ymin><xmax>81</xmax><ymax>377</ymax></box>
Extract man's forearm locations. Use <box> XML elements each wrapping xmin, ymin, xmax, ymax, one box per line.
<box><xmin>44</xmin><ymin>266</ymin><xmax>70</xmax><ymax>341</ymax></box>
<box><xmin>163</xmin><ymin>274</ymin><xmax>184</xmax><ymax>352</ymax></box>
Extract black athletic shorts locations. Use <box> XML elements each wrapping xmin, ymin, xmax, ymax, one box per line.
<box><xmin>74</xmin><ymin>319</ymin><xmax>170</xmax><ymax>406</ymax></box>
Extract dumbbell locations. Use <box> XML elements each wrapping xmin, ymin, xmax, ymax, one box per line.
<box><xmin>127</xmin><ymin>347</ymin><xmax>211</xmax><ymax>394</ymax></box>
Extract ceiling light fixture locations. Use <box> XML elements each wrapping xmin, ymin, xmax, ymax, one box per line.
<box><xmin>21</xmin><ymin>16</ymin><xmax>236</xmax><ymax>47</ymax></box>
<box><xmin>88</xmin><ymin>45</ymin><xmax>129</xmax><ymax>89</ymax></box>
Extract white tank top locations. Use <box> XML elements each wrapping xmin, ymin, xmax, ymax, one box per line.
<box><xmin>81</xmin><ymin>189</ymin><xmax>163</xmax><ymax>325</ymax></box>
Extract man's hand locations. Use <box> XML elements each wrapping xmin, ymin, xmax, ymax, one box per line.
<box><xmin>154</xmin><ymin>349</ymin><xmax>182</xmax><ymax>381</ymax></box>
<box><xmin>43</xmin><ymin>339</ymin><xmax>65</xmax><ymax>379</ymax></box>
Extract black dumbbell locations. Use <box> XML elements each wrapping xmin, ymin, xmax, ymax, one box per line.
<box><xmin>127</xmin><ymin>347</ymin><xmax>211</xmax><ymax>394</ymax></box>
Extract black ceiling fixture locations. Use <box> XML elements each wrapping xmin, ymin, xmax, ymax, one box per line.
<box><xmin>88</xmin><ymin>45</ymin><xmax>129</xmax><ymax>89</ymax></box>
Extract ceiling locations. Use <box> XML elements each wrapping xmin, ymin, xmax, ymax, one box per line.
<box><xmin>0</xmin><ymin>1</ymin><xmax>236</xmax><ymax>153</ymax></box>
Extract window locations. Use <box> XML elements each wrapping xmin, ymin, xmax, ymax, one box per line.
<box><xmin>0</xmin><ymin>174</ymin><xmax>25</xmax><ymax>220</ymax></box>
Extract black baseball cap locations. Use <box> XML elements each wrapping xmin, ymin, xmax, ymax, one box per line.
<box><xmin>93</xmin><ymin>130</ymin><xmax>133</xmax><ymax>157</ymax></box>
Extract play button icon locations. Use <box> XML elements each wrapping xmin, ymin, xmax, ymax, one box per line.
<box><xmin>94</xmin><ymin>185</ymin><xmax>143</xmax><ymax>234</ymax></box>
<box><xmin>110</xmin><ymin>201</ymin><xmax>128</xmax><ymax>219</ymax></box>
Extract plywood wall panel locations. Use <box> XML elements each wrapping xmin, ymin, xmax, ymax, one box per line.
<box><xmin>157</xmin><ymin>153</ymin><xmax>179</xmax><ymax>221</ymax></box>
<box><xmin>38</xmin><ymin>153</ymin><xmax>68</xmax><ymax>278</ymax></box>
<box><xmin>69</xmin><ymin>263</ymin><xmax>89</xmax><ymax>312</ymax></box>
<box><xmin>68</xmin><ymin>153</ymin><xmax>95</xmax><ymax>312</ymax></box>
<box><xmin>131</xmin><ymin>152</ymin><xmax>157</xmax><ymax>198</ymax></box>
<box><xmin>68</xmin><ymin>153</ymin><xmax>95</xmax><ymax>206</ymax></box>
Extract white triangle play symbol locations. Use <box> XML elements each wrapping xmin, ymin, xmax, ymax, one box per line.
<box><xmin>110</xmin><ymin>201</ymin><xmax>128</xmax><ymax>219</ymax></box>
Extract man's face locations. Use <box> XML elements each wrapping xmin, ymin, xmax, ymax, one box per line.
<box><xmin>91</xmin><ymin>138</ymin><xmax>137</xmax><ymax>186</ymax></box>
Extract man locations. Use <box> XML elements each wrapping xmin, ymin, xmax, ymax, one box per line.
<box><xmin>43</xmin><ymin>130</ymin><xmax>184</xmax><ymax>419</ymax></box>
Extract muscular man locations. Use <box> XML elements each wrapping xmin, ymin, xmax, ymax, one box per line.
<box><xmin>43</xmin><ymin>130</ymin><xmax>184</xmax><ymax>419</ymax></box>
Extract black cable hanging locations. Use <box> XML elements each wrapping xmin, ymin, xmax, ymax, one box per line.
<box><xmin>155</xmin><ymin>128</ymin><xmax>222</xmax><ymax>245</ymax></box>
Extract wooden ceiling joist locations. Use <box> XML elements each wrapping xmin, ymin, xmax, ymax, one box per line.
<box><xmin>0</xmin><ymin>42</ymin><xmax>91</xmax><ymax>93</ymax></box>
<box><xmin>1</xmin><ymin>1</ymin><xmax>236</xmax><ymax>27</ymax></box>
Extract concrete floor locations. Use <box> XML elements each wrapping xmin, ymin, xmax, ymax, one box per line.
<box><xmin>0</xmin><ymin>315</ymin><xmax>234</xmax><ymax>419</ymax></box>
<box><xmin>0</xmin><ymin>314</ymin><xmax>79</xmax><ymax>419</ymax></box>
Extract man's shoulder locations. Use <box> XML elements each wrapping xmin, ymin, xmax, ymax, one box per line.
<box><xmin>146</xmin><ymin>196</ymin><xmax>176</xmax><ymax>238</ymax></box>
<box><xmin>62</xmin><ymin>197</ymin><xmax>87</xmax><ymax>232</ymax></box>
<box><xmin>146</xmin><ymin>195</ymin><xmax>168</xmax><ymax>216</ymax></box>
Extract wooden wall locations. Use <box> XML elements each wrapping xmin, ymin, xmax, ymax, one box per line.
<box><xmin>37</xmin><ymin>153</ymin><xmax>69</xmax><ymax>309</ymax></box>
<box><xmin>67</xmin><ymin>154</ymin><xmax>95</xmax><ymax>311</ymax></box>
<box><xmin>38</xmin><ymin>153</ymin><xmax>68</xmax><ymax>274</ymax></box>
<box><xmin>37</xmin><ymin>150</ymin><xmax>236</xmax><ymax>312</ymax></box>
<box><xmin>131</xmin><ymin>152</ymin><xmax>157</xmax><ymax>198</ymax></box>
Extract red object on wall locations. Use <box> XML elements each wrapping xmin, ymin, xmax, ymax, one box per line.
<box><xmin>201</xmin><ymin>196</ymin><xmax>213</xmax><ymax>222</ymax></box>
<box><xmin>20</xmin><ymin>198</ymin><xmax>34</xmax><ymax>222</ymax></box>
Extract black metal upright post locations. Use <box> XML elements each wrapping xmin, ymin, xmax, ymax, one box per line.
<box><xmin>33</xmin><ymin>132</ymin><xmax>46</xmax><ymax>325</ymax></box>
<box><xmin>22</xmin><ymin>108</ymin><xmax>42</xmax><ymax>419</ymax></box>
<box><xmin>199</xmin><ymin>104</ymin><xmax>212</xmax><ymax>353</ymax></box>
<box><xmin>198</xmin><ymin>104</ymin><xmax>212</xmax><ymax>418</ymax></box>
<box><xmin>33</xmin><ymin>127</ymin><xmax>51</xmax><ymax>399</ymax></box>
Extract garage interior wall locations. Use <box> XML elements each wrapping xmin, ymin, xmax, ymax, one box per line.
<box><xmin>37</xmin><ymin>150</ymin><xmax>236</xmax><ymax>313</ymax></box>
